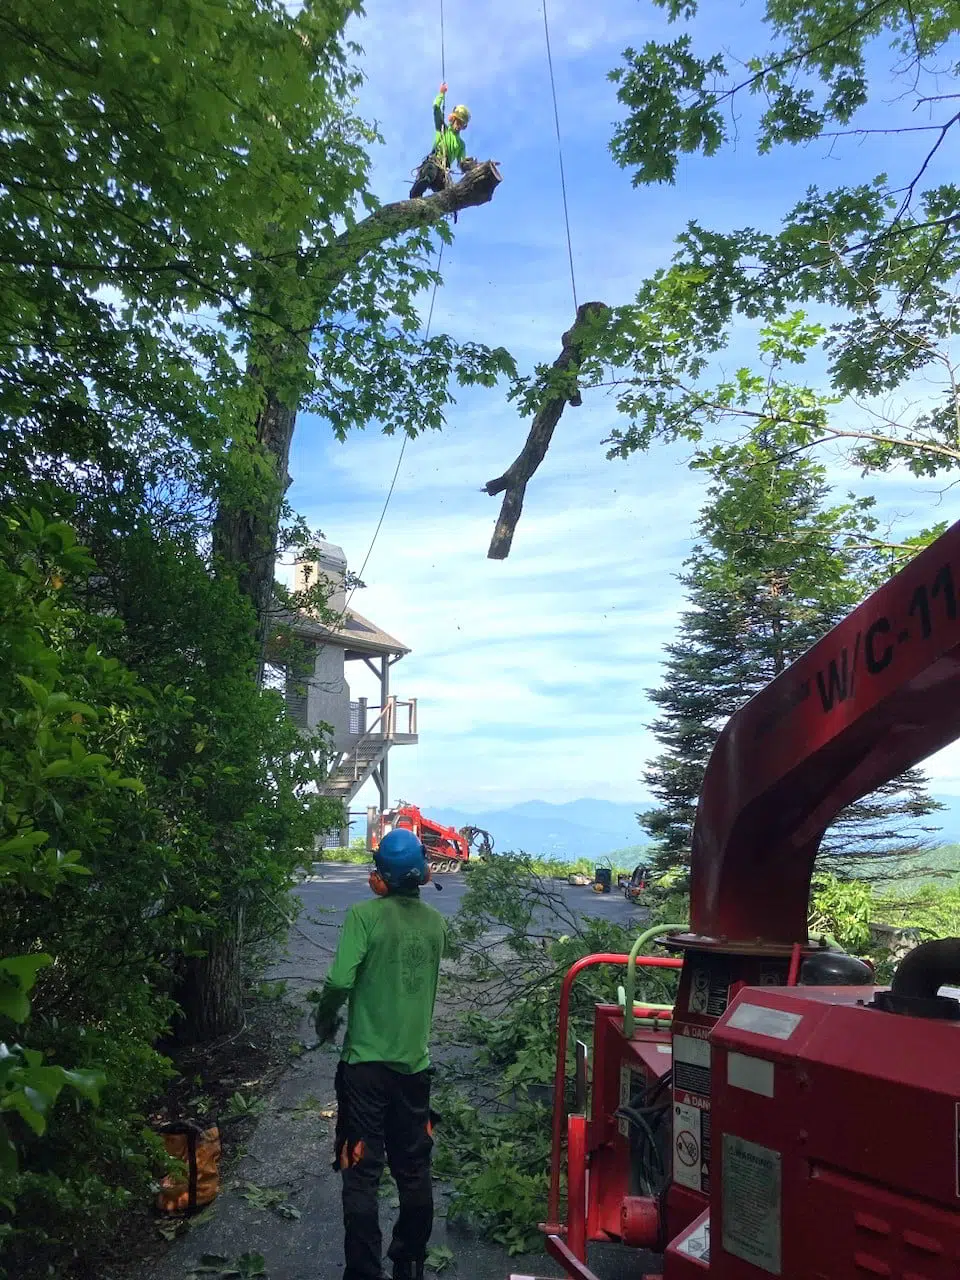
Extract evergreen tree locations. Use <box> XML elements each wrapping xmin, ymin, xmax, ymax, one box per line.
<box><xmin>641</xmin><ymin>448</ymin><xmax>942</xmax><ymax>875</ymax></box>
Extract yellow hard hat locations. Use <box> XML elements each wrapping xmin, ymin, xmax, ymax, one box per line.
<box><xmin>450</xmin><ymin>104</ymin><xmax>471</xmax><ymax>126</ymax></box>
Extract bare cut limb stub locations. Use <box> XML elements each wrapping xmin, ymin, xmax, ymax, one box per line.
<box><xmin>484</xmin><ymin>301</ymin><xmax>609</xmax><ymax>560</ymax></box>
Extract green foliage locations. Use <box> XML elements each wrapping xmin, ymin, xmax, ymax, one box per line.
<box><xmin>0</xmin><ymin>961</ymin><xmax>104</xmax><ymax>1177</ymax></box>
<box><xmin>598</xmin><ymin>3</ymin><xmax>960</xmax><ymax>486</ymax></box>
<box><xmin>875</xmin><ymin>882</ymin><xmax>960</xmax><ymax>942</ymax></box>
<box><xmin>638</xmin><ymin>446</ymin><xmax>942</xmax><ymax>874</ymax></box>
<box><xmin>0</xmin><ymin>0</ymin><xmax>513</xmax><ymax>1273</ymax></box>
<box><xmin>237</xmin><ymin>1181</ymin><xmax>300</xmax><ymax>1219</ymax></box>
<box><xmin>185</xmin><ymin>1255</ymin><xmax>267</xmax><ymax>1280</ymax></box>
<box><xmin>432</xmin><ymin>1086</ymin><xmax>551</xmax><ymax>1256</ymax></box>
<box><xmin>809</xmin><ymin>873</ymin><xmax>960</xmax><ymax>982</ymax></box>
<box><xmin>425</xmin><ymin>1244</ymin><xmax>455</xmax><ymax>1272</ymax></box>
<box><xmin>809</xmin><ymin>874</ymin><xmax>874</xmax><ymax>951</ymax></box>
<box><xmin>225</xmin><ymin>1093</ymin><xmax>268</xmax><ymax>1122</ymax></box>
<box><xmin>0</xmin><ymin>508</ymin><xmax>338</xmax><ymax>1275</ymax></box>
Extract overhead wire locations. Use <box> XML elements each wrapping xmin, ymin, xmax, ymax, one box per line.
<box><xmin>542</xmin><ymin>0</ymin><xmax>578</xmax><ymax>311</ymax></box>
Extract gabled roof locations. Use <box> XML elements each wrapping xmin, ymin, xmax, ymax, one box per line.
<box><xmin>286</xmin><ymin>605</ymin><xmax>411</xmax><ymax>660</ymax></box>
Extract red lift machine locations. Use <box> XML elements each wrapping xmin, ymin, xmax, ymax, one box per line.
<box><xmin>512</xmin><ymin>519</ymin><xmax>960</xmax><ymax>1279</ymax></box>
<box><xmin>370</xmin><ymin>802</ymin><xmax>494</xmax><ymax>873</ymax></box>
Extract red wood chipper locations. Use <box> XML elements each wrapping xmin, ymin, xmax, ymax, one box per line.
<box><xmin>512</xmin><ymin>519</ymin><xmax>960</xmax><ymax>1280</ymax></box>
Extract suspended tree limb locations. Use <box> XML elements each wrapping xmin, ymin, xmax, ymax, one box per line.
<box><xmin>484</xmin><ymin>301</ymin><xmax>609</xmax><ymax>560</ymax></box>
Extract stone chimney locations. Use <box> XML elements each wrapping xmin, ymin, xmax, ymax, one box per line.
<box><xmin>294</xmin><ymin>540</ymin><xmax>348</xmax><ymax>616</ymax></box>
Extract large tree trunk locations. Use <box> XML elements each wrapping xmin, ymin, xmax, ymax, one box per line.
<box><xmin>174</xmin><ymin>908</ymin><xmax>246</xmax><ymax>1042</ymax></box>
<box><xmin>191</xmin><ymin>165</ymin><xmax>503</xmax><ymax>1043</ymax></box>
<box><xmin>212</xmin><ymin>364</ymin><xmax>297</xmax><ymax>684</ymax></box>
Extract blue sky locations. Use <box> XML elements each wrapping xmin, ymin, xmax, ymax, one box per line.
<box><xmin>283</xmin><ymin>0</ymin><xmax>960</xmax><ymax>814</ymax></box>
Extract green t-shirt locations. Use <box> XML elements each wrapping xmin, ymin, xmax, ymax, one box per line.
<box><xmin>318</xmin><ymin>893</ymin><xmax>450</xmax><ymax>1073</ymax></box>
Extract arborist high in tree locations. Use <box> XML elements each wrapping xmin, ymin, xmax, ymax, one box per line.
<box><xmin>410</xmin><ymin>82</ymin><xmax>475</xmax><ymax>197</ymax></box>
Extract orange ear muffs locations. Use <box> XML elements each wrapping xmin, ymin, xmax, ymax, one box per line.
<box><xmin>369</xmin><ymin>870</ymin><xmax>389</xmax><ymax>897</ymax></box>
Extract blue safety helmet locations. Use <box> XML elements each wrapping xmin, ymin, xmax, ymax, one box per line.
<box><xmin>375</xmin><ymin>828</ymin><xmax>428</xmax><ymax>890</ymax></box>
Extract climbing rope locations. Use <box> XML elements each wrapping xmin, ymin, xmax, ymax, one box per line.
<box><xmin>299</xmin><ymin>0</ymin><xmax>446</xmax><ymax>635</ymax></box>
<box><xmin>347</xmin><ymin>242</ymin><xmax>444</xmax><ymax>603</ymax></box>
<box><xmin>440</xmin><ymin>0</ymin><xmax>446</xmax><ymax>83</ymax></box>
<box><xmin>336</xmin><ymin>0</ymin><xmax>448</xmax><ymax>612</ymax></box>
<box><xmin>542</xmin><ymin>0</ymin><xmax>578</xmax><ymax>311</ymax></box>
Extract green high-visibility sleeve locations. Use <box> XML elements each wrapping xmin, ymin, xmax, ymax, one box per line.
<box><xmin>431</xmin><ymin>91</ymin><xmax>466</xmax><ymax>169</ymax></box>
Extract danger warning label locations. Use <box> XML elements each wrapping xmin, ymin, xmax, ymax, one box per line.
<box><xmin>673</xmin><ymin>1101</ymin><xmax>702</xmax><ymax>1192</ymax></box>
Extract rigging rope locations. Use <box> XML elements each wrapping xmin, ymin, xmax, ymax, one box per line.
<box><xmin>289</xmin><ymin>250</ymin><xmax>444</xmax><ymax>692</ymax></box>
<box><xmin>542</xmin><ymin>0</ymin><xmax>578</xmax><ymax>311</ymax></box>
<box><xmin>440</xmin><ymin>0</ymin><xmax>446</xmax><ymax>83</ymax></box>
<box><xmin>345</xmin><ymin>242</ymin><xmax>444</xmax><ymax>608</ymax></box>
<box><xmin>348</xmin><ymin>0</ymin><xmax>447</xmax><ymax>598</ymax></box>
<box><xmin>306</xmin><ymin>0</ymin><xmax>447</xmax><ymax>632</ymax></box>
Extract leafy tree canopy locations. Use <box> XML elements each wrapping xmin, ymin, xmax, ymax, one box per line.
<box><xmin>573</xmin><ymin>0</ymin><xmax>960</xmax><ymax>488</ymax></box>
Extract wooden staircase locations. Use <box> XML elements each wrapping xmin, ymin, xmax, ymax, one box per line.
<box><xmin>320</xmin><ymin>735</ymin><xmax>391</xmax><ymax>803</ymax></box>
<box><xmin>318</xmin><ymin>696</ymin><xmax>417</xmax><ymax>806</ymax></box>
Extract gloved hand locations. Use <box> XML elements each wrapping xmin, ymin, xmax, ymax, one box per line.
<box><xmin>313</xmin><ymin>1006</ymin><xmax>343</xmax><ymax>1045</ymax></box>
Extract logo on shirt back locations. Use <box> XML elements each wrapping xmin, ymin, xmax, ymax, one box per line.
<box><xmin>401</xmin><ymin>935</ymin><xmax>428</xmax><ymax>995</ymax></box>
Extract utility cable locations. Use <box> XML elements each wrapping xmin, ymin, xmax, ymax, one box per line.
<box><xmin>542</xmin><ymin>0</ymin><xmax>578</xmax><ymax>311</ymax></box>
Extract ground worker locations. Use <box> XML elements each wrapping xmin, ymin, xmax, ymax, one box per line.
<box><xmin>409</xmin><ymin>82</ymin><xmax>475</xmax><ymax>198</ymax></box>
<box><xmin>312</xmin><ymin>828</ymin><xmax>451</xmax><ymax>1280</ymax></box>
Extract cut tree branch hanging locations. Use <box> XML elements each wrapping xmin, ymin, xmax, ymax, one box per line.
<box><xmin>484</xmin><ymin>301</ymin><xmax>608</xmax><ymax>560</ymax></box>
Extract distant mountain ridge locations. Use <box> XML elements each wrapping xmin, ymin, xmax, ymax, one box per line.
<box><xmin>418</xmin><ymin>794</ymin><xmax>960</xmax><ymax>863</ymax></box>
<box><xmin>425</xmin><ymin>798</ymin><xmax>651</xmax><ymax>862</ymax></box>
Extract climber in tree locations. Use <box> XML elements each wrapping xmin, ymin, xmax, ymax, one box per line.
<box><xmin>410</xmin><ymin>82</ymin><xmax>475</xmax><ymax>198</ymax></box>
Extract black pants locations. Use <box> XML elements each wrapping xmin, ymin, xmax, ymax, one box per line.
<box><xmin>333</xmin><ymin>1061</ymin><xmax>434</xmax><ymax>1280</ymax></box>
<box><xmin>409</xmin><ymin>156</ymin><xmax>450</xmax><ymax>199</ymax></box>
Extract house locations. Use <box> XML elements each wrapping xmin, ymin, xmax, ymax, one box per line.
<box><xmin>280</xmin><ymin>541</ymin><xmax>417</xmax><ymax>842</ymax></box>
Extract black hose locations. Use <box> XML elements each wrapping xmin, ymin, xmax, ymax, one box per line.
<box><xmin>891</xmin><ymin>937</ymin><xmax>960</xmax><ymax>1000</ymax></box>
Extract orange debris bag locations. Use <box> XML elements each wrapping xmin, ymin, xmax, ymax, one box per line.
<box><xmin>156</xmin><ymin>1120</ymin><xmax>221</xmax><ymax>1214</ymax></box>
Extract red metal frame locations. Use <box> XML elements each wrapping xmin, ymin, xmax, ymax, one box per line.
<box><xmin>545</xmin><ymin>952</ymin><xmax>682</xmax><ymax>1229</ymax></box>
<box><xmin>710</xmin><ymin>984</ymin><xmax>960</xmax><ymax>1278</ymax></box>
